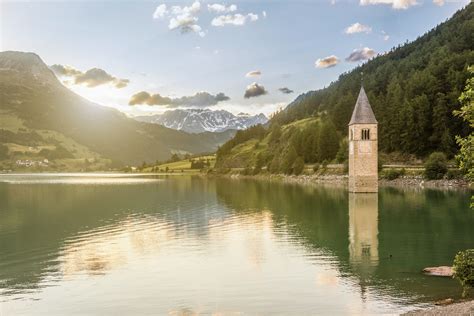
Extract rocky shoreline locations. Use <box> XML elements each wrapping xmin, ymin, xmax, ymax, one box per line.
<box><xmin>219</xmin><ymin>173</ymin><xmax>472</xmax><ymax>190</ymax></box>
<box><xmin>403</xmin><ymin>299</ymin><xmax>474</xmax><ymax>316</ymax></box>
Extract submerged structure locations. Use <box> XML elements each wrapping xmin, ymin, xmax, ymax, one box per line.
<box><xmin>348</xmin><ymin>87</ymin><xmax>378</xmax><ymax>193</ymax></box>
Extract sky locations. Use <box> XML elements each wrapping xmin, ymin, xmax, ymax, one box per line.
<box><xmin>0</xmin><ymin>0</ymin><xmax>470</xmax><ymax>117</ymax></box>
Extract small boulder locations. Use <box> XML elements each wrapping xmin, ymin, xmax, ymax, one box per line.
<box><xmin>422</xmin><ymin>266</ymin><xmax>453</xmax><ymax>277</ymax></box>
<box><xmin>434</xmin><ymin>298</ymin><xmax>455</xmax><ymax>306</ymax></box>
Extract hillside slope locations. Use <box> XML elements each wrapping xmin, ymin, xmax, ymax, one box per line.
<box><xmin>216</xmin><ymin>3</ymin><xmax>474</xmax><ymax>170</ymax></box>
<box><xmin>0</xmin><ymin>51</ymin><xmax>234</xmax><ymax>167</ymax></box>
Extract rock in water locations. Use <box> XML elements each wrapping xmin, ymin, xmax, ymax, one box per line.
<box><xmin>422</xmin><ymin>266</ymin><xmax>453</xmax><ymax>277</ymax></box>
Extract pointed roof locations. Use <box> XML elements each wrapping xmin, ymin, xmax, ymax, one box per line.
<box><xmin>348</xmin><ymin>86</ymin><xmax>377</xmax><ymax>125</ymax></box>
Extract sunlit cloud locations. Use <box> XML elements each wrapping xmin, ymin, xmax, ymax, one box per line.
<box><xmin>345</xmin><ymin>22</ymin><xmax>372</xmax><ymax>34</ymax></box>
<box><xmin>50</xmin><ymin>64</ymin><xmax>129</xmax><ymax>89</ymax></box>
<box><xmin>207</xmin><ymin>3</ymin><xmax>237</xmax><ymax>13</ymax></box>
<box><xmin>359</xmin><ymin>0</ymin><xmax>418</xmax><ymax>9</ymax></box>
<box><xmin>345</xmin><ymin>47</ymin><xmax>377</xmax><ymax>62</ymax></box>
<box><xmin>211</xmin><ymin>13</ymin><xmax>258</xmax><ymax>26</ymax></box>
<box><xmin>315</xmin><ymin>55</ymin><xmax>340</xmax><ymax>68</ymax></box>
<box><xmin>129</xmin><ymin>91</ymin><xmax>229</xmax><ymax>107</ymax></box>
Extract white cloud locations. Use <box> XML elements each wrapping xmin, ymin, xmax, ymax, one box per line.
<box><xmin>433</xmin><ymin>0</ymin><xmax>444</xmax><ymax>5</ymax></box>
<box><xmin>154</xmin><ymin>1</ymin><xmax>204</xmax><ymax>37</ymax></box>
<box><xmin>345</xmin><ymin>47</ymin><xmax>377</xmax><ymax>62</ymax></box>
<box><xmin>211</xmin><ymin>13</ymin><xmax>259</xmax><ymax>26</ymax></box>
<box><xmin>246</xmin><ymin>70</ymin><xmax>261</xmax><ymax>77</ymax></box>
<box><xmin>262</xmin><ymin>11</ymin><xmax>267</xmax><ymax>18</ymax></box>
<box><xmin>171</xmin><ymin>1</ymin><xmax>201</xmax><ymax>15</ymax></box>
<box><xmin>153</xmin><ymin>4</ymin><xmax>168</xmax><ymax>19</ymax></box>
<box><xmin>345</xmin><ymin>22</ymin><xmax>372</xmax><ymax>34</ymax></box>
<box><xmin>315</xmin><ymin>55</ymin><xmax>340</xmax><ymax>68</ymax></box>
<box><xmin>207</xmin><ymin>3</ymin><xmax>237</xmax><ymax>13</ymax></box>
<box><xmin>382</xmin><ymin>30</ymin><xmax>390</xmax><ymax>41</ymax></box>
<box><xmin>359</xmin><ymin>0</ymin><xmax>418</xmax><ymax>9</ymax></box>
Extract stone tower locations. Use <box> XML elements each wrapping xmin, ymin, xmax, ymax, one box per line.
<box><xmin>348</xmin><ymin>86</ymin><xmax>378</xmax><ymax>193</ymax></box>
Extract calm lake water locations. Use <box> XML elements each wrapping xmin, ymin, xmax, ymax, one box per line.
<box><xmin>0</xmin><ymin>174</ymin><xmax>473</xmax><ymax>315</ymax></box>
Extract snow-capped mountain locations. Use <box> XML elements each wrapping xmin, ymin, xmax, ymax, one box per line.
<box><xmin>134</xmin><ymin>109</ymin><xmax>268</xmax><ymax>133</ymax></box>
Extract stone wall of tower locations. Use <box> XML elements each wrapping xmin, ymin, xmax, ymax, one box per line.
<box><xmin>348</xmin><ymin>123</ymin><xmax>378</xmax><ymax>193</ymax></box>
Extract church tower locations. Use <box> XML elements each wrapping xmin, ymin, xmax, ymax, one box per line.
<box><xmin>348</xmin><ymin>86</ymin><xmax>378</xmax><ymax>193</ymax></box>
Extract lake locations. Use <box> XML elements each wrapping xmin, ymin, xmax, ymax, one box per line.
<box><xmin>0</xmin><ymin>174</ymin><xmax>473</xmax><ymax>315</ymax></box>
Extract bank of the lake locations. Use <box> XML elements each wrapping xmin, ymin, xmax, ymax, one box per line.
<box><xmin>210</xmin><ymin>173</ymin><xmax>472</xmax><ymax>190</ymax></box>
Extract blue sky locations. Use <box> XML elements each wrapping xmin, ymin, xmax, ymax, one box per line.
<box><xmin>0</xmin><ymin>0</ymin><xmax>469</xmax><ymax>116</ymax></box>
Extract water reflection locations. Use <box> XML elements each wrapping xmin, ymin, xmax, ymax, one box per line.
<box><xmin>348</xmin><ymin>193</ymin><xmax>379</xmax><ymax>300</ymax></box>
<box><xmin>348</xmin><ymin>193</ymin><xmax>379</xmax><ymax>268</ymax></box>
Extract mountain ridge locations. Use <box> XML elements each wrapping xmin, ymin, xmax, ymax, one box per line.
<box><xmin>0</xmin><ymin>51</ymin><xmax>235</xmax><ymax>167</ymax></box>
<box><xmin>134</xmin><ymin>109</ymin><xmax>268</xmax><ymax>133</ymax></box>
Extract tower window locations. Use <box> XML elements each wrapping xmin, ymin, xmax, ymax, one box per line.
<box><xmin>361</xmin><ymin>129</ymin><xmax>370</xmax><ymax>140</ymax></box>
<box><xmin>350</xmin><ymin>129</ymin><xmax>354</xmax><ymax>140</ymax></box>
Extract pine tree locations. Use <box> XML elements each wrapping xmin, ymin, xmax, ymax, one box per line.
<box><xmin>318</xmin><ymin>119</ymin><xmax>340</xmax><ymax>162</ymax></box>
<box><xmin>293</xmin><ymin>156</ymin><xmax>305</xmax><ymax>175</ymax></box>
<box><xmin>281</xmin><ymin>146</ymin><xmax>297</xmax><ymax>174</ymax></box>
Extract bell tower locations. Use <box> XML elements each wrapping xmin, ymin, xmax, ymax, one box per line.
<box><xmin>348</xmin><ymin>86</ymin><xmax>378</xmax><ymax>193</ymax></box>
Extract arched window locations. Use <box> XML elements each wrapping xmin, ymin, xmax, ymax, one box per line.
<box><xmin>361</xmin><ymin>128</ymin><xmax>370</xmax><ymax>140</ymax></box>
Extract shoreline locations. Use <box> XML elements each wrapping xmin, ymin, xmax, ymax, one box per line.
<box><xmin>213</xmin><ymin>173</ymin><xmax>472</xmax><ymax>190</ymax></box>
<box><xmin>1</xmin><ymin>171</ymin><xmax>471</xmax><ymax>190</ymax></box>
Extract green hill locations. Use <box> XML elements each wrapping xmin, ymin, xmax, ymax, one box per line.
<box><xmin>0</xmin><ymin>51</ymin><xmax>235</xmax><ymax>170</ymax></box>
<box><xmin>216</xmin><ymin>3</ymin><xmax>474</xmax><ymax>171</ymax></box>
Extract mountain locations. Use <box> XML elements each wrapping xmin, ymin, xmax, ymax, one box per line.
<box><xmin>134</xmin><ymin>109</ymin><xmax>268</xmax><ymax>133</ymax></box>
<box><xmin>216</xmin><ymin>4</ymin><xmax>474</xmax><ymax>170</ymax></box>
<box><xmin>0</xmin><ymin>51</ymin><xmax>235</xmax><ymax>168</ymax></box>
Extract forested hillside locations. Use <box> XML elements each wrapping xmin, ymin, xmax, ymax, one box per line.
<box><xmin>216</xmin><ymin>3</ymin><xmax>474</xmax><ymax>171</ymax></box>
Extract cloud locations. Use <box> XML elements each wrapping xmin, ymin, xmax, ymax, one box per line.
<box><xmin>211</xmin><ymin>13</ymin><xmax>258</xmax><ymax>26</ymax></box>
<box><xmin>207</xmin><ymin>3</ymin><xmax>237</xmax><ymax>13</ymax></box>
<box><xmin>50</xmin><ymin>65</ymin><xmax>129</xmax><ymax>89</ymax></box>
<box><xmin>129</xmin><ymin>91</ymin><xmax>230</xmax><ymax>107</ymax></box>
<box><xmin>245</xmin><ymin>70</ymin><xmax>261</xmax><ymax>77</ymax></box>
<box><xmin>128</xmin><ymin>91</ymin><xmax>171</xmax><ymax>105</ymax></box>
<box><xmin>315</xmin><ymin>55</ymin><xmax>340</xmax><ymax>68</ymax></box>
<box><xmin>345</xmin><ymin>22</ymin><xmax>372</xmax><ymax>34</ymax></box>
<box><xmin>381</xmin><ymin>30</ymin><xmax>390</xmax><ymax>41</ymax></box>
<box><xmin>433</xmin><ymin>0</ymin><xmax>444</xmax><ymax>5</ymax></box>
<box><xmin>153</xmin><ymin>4</ymin><xmax>168</xmax><ymax>19</ymax></box>
<box><xmin>278</xmin><ymin>87</ymin><xmax>294</xmax><ymax>94</ymax></box>
<box><xmin>359</xmin><ymin>0</ymin><xmax>418</xmax><ymax>9</ymax></box>
<box><xmin>154</xmin><ymin>1</ymin><xmax>205</xmax><ymax>37</ymax></box>
<box><xmin>262</xmin><ymin>11</ymin><xmax>267</xmax><ymax>18</ymax></box>
<box><xmin>50</xmin><ymin>64</ymin><xmax>82</xmax><ymax>77</ymax></box>
<box><xmin>244</xmin><ymin>83</ymin><xmax>267</xmax><ymax>98</ymax></box>
<box><xmin>345</xmin><ymin>47</ymin><xmax>377</xmax><ymax>62</ymax></box>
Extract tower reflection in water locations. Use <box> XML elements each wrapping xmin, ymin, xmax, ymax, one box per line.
<box><xmin>348</xmin><ymin>193</ymin><xmax>379</xmax><ymax>299</ymax></box>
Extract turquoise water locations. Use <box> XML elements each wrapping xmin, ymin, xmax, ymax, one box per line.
<box><xmin>0</xmin><ymin>174</ymin><xmax>472</xmax><ymax>315</ymax></box>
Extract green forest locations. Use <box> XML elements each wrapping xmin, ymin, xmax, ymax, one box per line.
<box><xmin>216</xmin><ymin>3</ymin><xmax>474</xmax><ymax>174</ymax></box>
